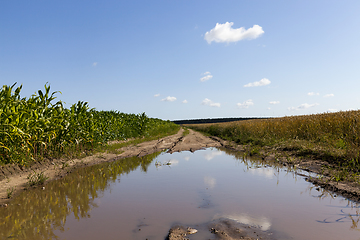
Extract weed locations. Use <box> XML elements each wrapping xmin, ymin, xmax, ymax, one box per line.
<box><xmin>61</xmin><ymin>162</ymin><xmax>69</xmax><ymax>169</ymax></box>
<box><xmin>6</xmin><ymin>187</ymin><xmax>15</xmax><ymax>198</ymax></box>
<box><xmin>27</xmin><ymin>171</ymin><xmax>49</xmax><ymax>186</ymax></box>
<box><xmin>182</xmin><ymin>128</ymin><xmax>190</xmax><ymax>137</ymax></box>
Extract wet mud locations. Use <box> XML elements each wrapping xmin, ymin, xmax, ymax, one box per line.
<box><xmin>0</xmin><ymin>128</ymin><xmax>221</xmax><ymax>205</ymax></box>
<box><xmin>167</xmin><ymin>218</ymin><xmax>277</xmax><ymax>240</ymax></box>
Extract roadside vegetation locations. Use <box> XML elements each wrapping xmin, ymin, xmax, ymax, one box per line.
<box><xmin>0</xmin><ymin>83</ymin><xmax>179</xmax><ymax>166</ymax></box>
<box><xmin>0</xmin><ymin>152</ymin><xmax>160</xmax><ymax>239</ymax></box>
<box><xmin>187</xmin><ymin>111</ymin><xmax>360</xmax><ymax>183</ymax></box>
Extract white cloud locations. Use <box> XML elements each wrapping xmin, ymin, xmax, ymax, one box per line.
<box><xmin>161</xmin><ymin>96</ymin><xmax>177</xmax><ymax>102</ymax></box>
<box><xmin>168</xmin><ymin>159</ymin><xmax>179</xmax><ymax>166</ymax></box>
<box><xmin>324</xmin><ymin>93</ymin><xmax>334</xmax><ymax>98</ymax></box>
<box><xmin>328</xmin><ymin>109</ymin><xmax>337</xmax><ymax>112</ymax></box>
<box><xmin>222</xmin><ymin>214</ymin><xmax>271</xmax><ymax>231</ymax></box>
<box><xmin>269</xmin><ymin>101</ymin><xmax>280</xmax><ymax>105</ymax></box>
<box><xmin>200</xmin><ymin>72</ymin><xmax>213</xmax><ymax>82</ymax></box>
<box><xmin>154</xmin><ymin>93</ymin><xmax>160</xmax><ymax>97</ymax></box>
<box><xmin>244</xmin><ymin>78</ymin><xmax>271</xmax><ymax>87</ymax></box>
<box><xmin>203</xmin><ymin>151</ymin><xmax>223</xmax><ymax>161</ymax></box>
<box><xmin>249</xmin><ymin>168</ymin><xmax>275</xmax><ymax>179</ymax></box>
<box><xmin>182</xmin><ymin>100</ymin><xmax>188</xmax><ymax>104</ymax></box>
<box><xmin>307</xmin><ymin>92</ymin><xmax>319</xmax><ymax>96</ymax></box>
<box><xmin>200</xmin><ymin>75</ymin><xmax>213</xmax><ymax>82</ymax></box>
<box><xmin>202</xmin><ymin>98</ymin><xmax>220</xmax><ymax>107</ymax></box>
<box><xmin>204</xmin><ymin>176</ymin><xmax>216</xmax><ymax>189</ymax></box>
<box><xmin>92</xmin><ymin>62</ymin><xmax>98</xmax><ymax>67</ymax></box>
<box><xmin>288</xmin><ymin>103</ymin><xmax>319</xmax><ymax>111</ymax></box>
<box><xmin>237</xmin><ymin>99</ymin><xmax>254</xmax><ymax>109</ymax></box>
<box><xmin>204</xmin><ymin>22</ymin><xmax>264</xmax><ymax>44</ymax></box>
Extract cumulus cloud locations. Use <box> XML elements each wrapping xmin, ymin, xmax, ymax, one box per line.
<box><xmin>204</xmin><ymin>176</ymin><xmax>216</xmax><ymax>189</ymax></box>
<box><xmin>200</xmin><ymin>72</ymin><xmax>213</xmax><ymax>82</ymax></box>
<box><xmin>324</xmin><ymin>93</ymin><xmax>334</xmax><ymax>98</ymax></box>
<box><xmin>92</xmin><ymin>62</ymin><xmax>98</xmax><ymax>67</ymax></box>
<box><xmin>307</xmin><ymin>92</ymin><xmax>319</xmax><ymax>96</ymax></box>
<box><xmin>204</xmin><ymin>22</ymin><xmax>264</xmax><ymax>44</ymax></box>
<box><xmin>154</xmin><ymin>93</ymin><xmax>160</xmax><ymax>97</ymax></box>
<box><xmin>288</xmin><ymin>103</ymin><xmax>319</xmax><ymax>111</ymax></box>
<box><xmin>203</xmin><ymin>151</ymin><xmax>223</xmax><ymax>161</ymax></box>
<box><xmin>237</xmin><ymin>99</ymin><xmax>254</xmax><ymax>109</ymax></box>
<box><xmin>182</xmin><ymin>100</ymin><xmax>188</xmax><ymax>104</ymax></box>
<box><xmin>328</xmin><ymin>109</ymin><xmax>337</xmax><ymax>112</ymax></box>
<box><xmin>244</xmin><ymin>78</ymin><xmax>271</xmax><ymax>87</ymax></box>
<box><xmin>202</xmin><ymin>98</ymin><xmax>220</xmax><ymax>107</ymax></box>
<box><xmin>161</xmin><ymin>96</ymin><xmax>177</xmax><ymax>102</ymax></box>
<box><xmin>249</xmin><ymin>168</ymin><xmax>275</xmax><ymax>179</ymax></box>
<box><xmin>222</xmin><ymin>214</ymin><xmax>271</xmax><ymax>231</ymax></box>
<box><xmin>168</xmin><ymin>159</ymin><xmax>179</xmax><ymax>166</ymax></box>
<box><xmin>269</xmin><ymin>101</ymin><xmax>280</xmax><ymax>105</ymax></box>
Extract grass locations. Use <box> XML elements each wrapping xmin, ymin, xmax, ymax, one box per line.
<box><xmin>27</xmin><ymin>171</ymin><xmax>49</xmax><ymax>186</ymax></box>
<box><xmin>6</xmin><ymin>187</ymin><xmax>15</xmax><ymax>198</ymax></box>
<box><xmin>103</xmin><ymin>125</ymin><xmax>180</xmax><ymax>154</ymax></box>
<box><xmin>187</xmin><ymin>110</ymin><xmax>360</xmax><ymax>183</ymax></box>
<box><xmin>182</xmin><ymin>128</ymin><xmax>190</xmax><ymax>137</ymax></box>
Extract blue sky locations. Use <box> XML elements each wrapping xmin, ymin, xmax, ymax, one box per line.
<box><xmin>1</xmin><ymin>0</ymin><xmax>360</xmax><ymax>120</ymax></box>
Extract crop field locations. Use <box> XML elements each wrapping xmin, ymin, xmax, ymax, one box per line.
<box><xmin>0</xmin><ymin>83</ymin><xmax>179</xmax><ymax>165</ymax></box>
<box><xmin>187</xmin><ymin>111</ymin><xmax>360</xmax><ymax>172</ymax></box>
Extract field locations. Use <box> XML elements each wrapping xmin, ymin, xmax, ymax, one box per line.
<box><xmin>187</xmin><ymin>111</ymin><xmax>360</xmax><ymax>182</ymax></box>
<box><xmin>0</xmin><ymin>83</ymin><xmax>180</xmax><ymax>166</ymax></box>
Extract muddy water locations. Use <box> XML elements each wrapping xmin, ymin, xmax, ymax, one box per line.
<box><xmin>1</xmin><ymin>148</ymin><xmax>360</xmax><ymax>240</ymax></box>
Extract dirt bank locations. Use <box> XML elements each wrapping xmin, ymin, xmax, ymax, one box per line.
<box><xmin>0</xmin><ymin>128</ymin><xmax>221</xmax><ymax>205</ymax></box>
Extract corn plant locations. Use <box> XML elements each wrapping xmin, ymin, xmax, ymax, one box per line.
<box><xmin>0</xmin><ymin>83</ymin><xmax>179</xmax><ymax>165</ymax></box>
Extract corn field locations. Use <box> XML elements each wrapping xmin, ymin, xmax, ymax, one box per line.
<box><xmin>0</xmin><ymin>83</ymin><xmax>179</xmax><ymax>165</ymax></box>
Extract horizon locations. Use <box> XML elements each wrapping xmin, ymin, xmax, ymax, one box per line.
<box><xmin>1</xmin><ymin>1</ymin><xmax>360</xmax><ymax>121</ymax></box>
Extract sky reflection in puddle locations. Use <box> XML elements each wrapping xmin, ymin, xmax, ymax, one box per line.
<box><xmin>1</xmin><ymin>148</ymin><xmax>359</xmax><ymax>240</ymax></box>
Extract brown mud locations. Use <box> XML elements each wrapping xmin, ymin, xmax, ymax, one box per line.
<box><xmin>166</xmin><ymin>219</ymin><xmax>277</xmax><ymax>240</ymax></box>
<box><xmin>0</xmin><ymin>128</ymin><xmax>221</xmax><ymax>205</ymax></box>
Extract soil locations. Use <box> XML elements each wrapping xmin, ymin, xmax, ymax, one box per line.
<box><xmin>166</xmin><ymin>219</ymin><xmax>277</xmax><ymax>240</ymax></box>
<box><xmin>0</xmin><ymin>128</ymin><xmax>221</xmax><ymax>205</ymax></box>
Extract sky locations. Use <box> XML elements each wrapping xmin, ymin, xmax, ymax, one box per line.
<box><xmin>1</xmin><ymin>0</ymin><xmax>360</xmax><ymax>120</ymax></box>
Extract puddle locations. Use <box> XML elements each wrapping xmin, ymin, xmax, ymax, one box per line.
<box><xmin>1</xmin><ymin>148</ymin><xmax>360</xmax><ymax>239</ymax></box>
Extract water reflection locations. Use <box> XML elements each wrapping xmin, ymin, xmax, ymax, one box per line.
<box><xmin>0</xmin><ymin>151</ymin><xmax>161</xmax><ymax>240</ymax></box>
<box><xmin>1</xmin><ymin>148</ymin><xmax>360</xmax><ymax>240</ymax></box>
<box><xmin>221</xmin><ymin>147</ymin><xmax>360</xmax><ymax>234</ymax></box>
<box><xmin>214</xmin><ymin>213</ymin><xmax>272</xmax><ymax>231</ymax></box>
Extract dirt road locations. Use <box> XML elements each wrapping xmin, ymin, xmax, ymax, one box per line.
<box><xmin>0</xmin><ymin>128</ymin><xmax>222</xmax><ymax>205</ymax></box>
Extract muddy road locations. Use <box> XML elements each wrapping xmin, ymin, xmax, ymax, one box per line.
<box><xmin>0</xmin><ymin>128</ymin><xmax>221</xmax><ymax>205</ymax></box>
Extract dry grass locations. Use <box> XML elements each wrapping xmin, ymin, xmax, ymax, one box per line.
<box><xmin>187</xmin><ymin>110</ymin><xmax>360</xmax><ymax>172</ymax></box>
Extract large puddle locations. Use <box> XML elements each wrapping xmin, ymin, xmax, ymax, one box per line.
<box><xmin>1</xmin><ymin>148</ymin><xmax>360</xmax><ymax>239</ymax></box>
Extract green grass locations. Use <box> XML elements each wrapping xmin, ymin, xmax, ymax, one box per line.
<box><xmin>182</xmin><ymin>128</ymin><xmax>190</xmax><ymax>137</ymax></box>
